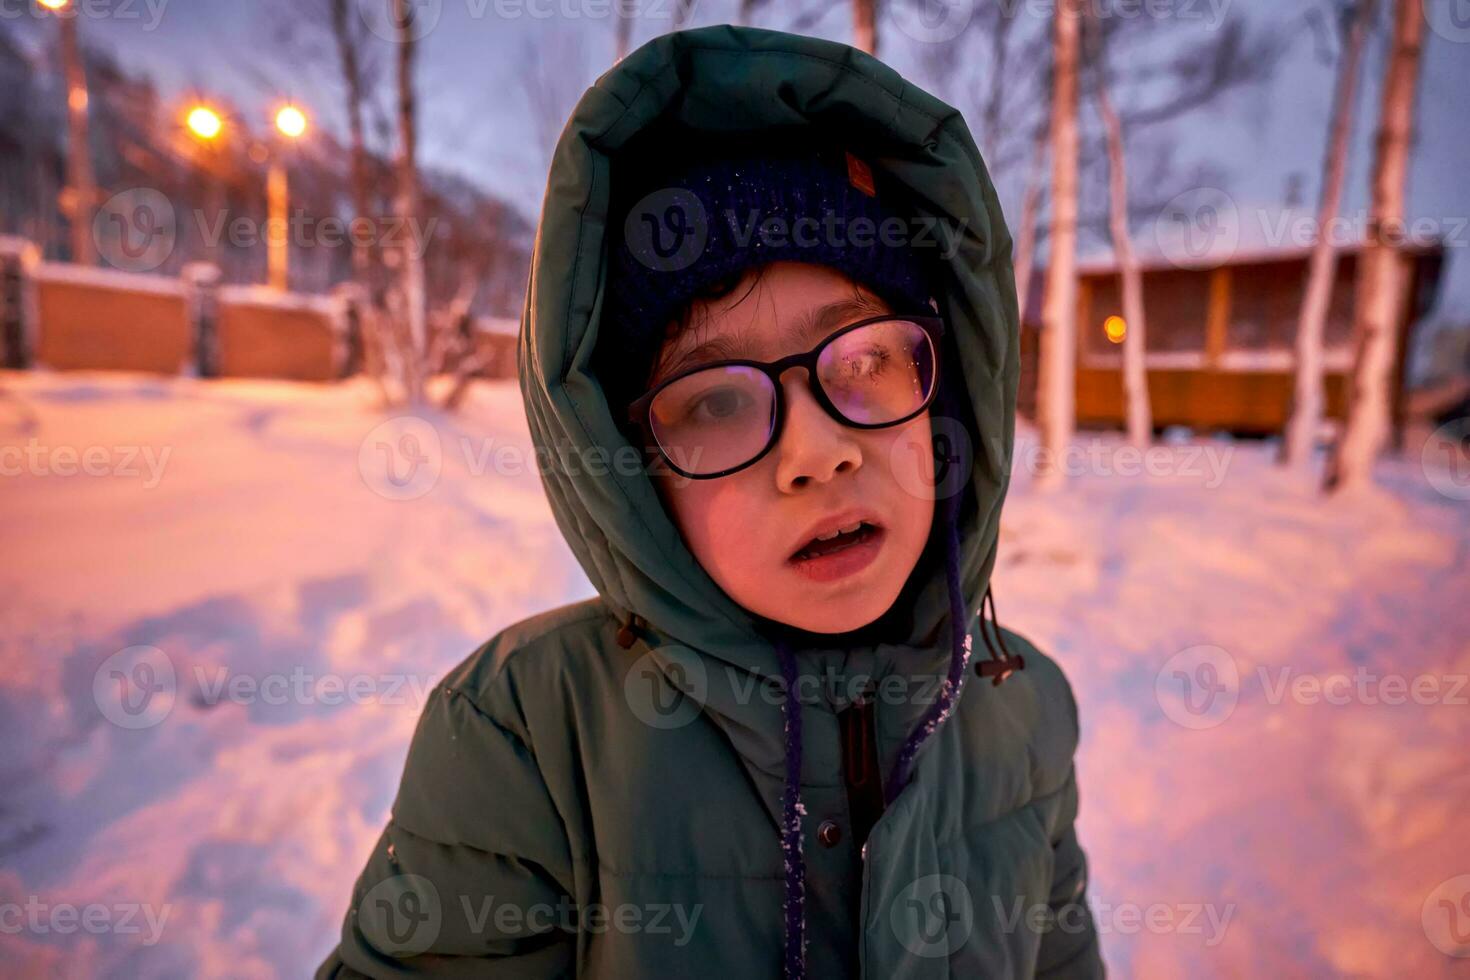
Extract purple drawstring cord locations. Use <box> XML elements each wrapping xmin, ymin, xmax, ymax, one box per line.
<box><xmin>774</xmin><ymin>638</ymin><xmax>807</xmax><ymax>979</ymax></box>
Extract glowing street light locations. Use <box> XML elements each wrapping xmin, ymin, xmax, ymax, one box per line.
<box><xmin>274</xmin><ymin>105</ymin><xmax>308</xmax><ymax>140</ymax></box>
<box><xmin>186</xmin><ymin>106</ymin><xmax>223</xmax><ymax>141</ymax></box>
<box><xmin>1104</xmin><ymin>314</ymin><xmax>1128</xmax><ymax>345</ymax></box>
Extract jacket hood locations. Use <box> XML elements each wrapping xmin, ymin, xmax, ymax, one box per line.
<box><xmin>518</xmin><ymin>25</ymin><xmax>1020</xmax><ymax>686</ymax></box>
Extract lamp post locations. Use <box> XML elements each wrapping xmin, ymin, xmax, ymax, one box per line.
<box><xmin>268</xmin><ymin>105</ymin><xmax>308</xmax><ymax>291</ymax></box>
<box><xmin>39</xmin><ymin>0</ymin><xmax>97</xmax><ymax>266</ymax></box>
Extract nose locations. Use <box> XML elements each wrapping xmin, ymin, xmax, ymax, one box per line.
<box><xmin>774</xmin><ymin>369</ymin><xmax>862</xmax><ymax>493</ymax></box>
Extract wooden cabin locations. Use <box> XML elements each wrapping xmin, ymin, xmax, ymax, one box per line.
<box><xmin>1018</xmin><ymin>243</ymin><xmax>1445</xmax><ymax>437</ymax></box>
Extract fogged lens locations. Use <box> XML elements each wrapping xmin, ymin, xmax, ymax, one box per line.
<box><xmin>817</xmin><ymin>319</ymin><xmax>936</xmax><ymax>425</ymax></box>
<box><xmin>647</xmin><ymin>365</ymin><xmax>776</xmax><ymax>475</ymax></box>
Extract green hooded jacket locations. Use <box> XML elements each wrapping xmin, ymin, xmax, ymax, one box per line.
<box><xmin>319</xmin><ymin>24</ymin><xmax>1102</xmax><ymax>980</ymax></box>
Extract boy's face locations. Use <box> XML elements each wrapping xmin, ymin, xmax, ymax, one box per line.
<box><xmin>647</xmin><ymin>261</ymin><xmax>936</xmax><ymax>635</ymax></box>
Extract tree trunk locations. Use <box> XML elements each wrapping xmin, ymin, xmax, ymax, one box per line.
<box><xmin>853</xmin><ymin>0</ymin><xmax>877</xmax><ymax>55</ymax></box>
<box><xmin>1282</xmin><ymin>0</ymin><xmax>1374</xmax><ymax>471</ymax></box>
<box><xmin>614</xmin><ymin>6</ymin><xmax>633</xmax><ymax>62</ymax></box>
<box><xmin>1037</xmin><ymin>0</ymin><xmax>1080</xmax><ymax>488</ymax></box>
<box><xmin>58</xmin><ymin>12</ymin><xmax>96</xmax><ymax>267</ymax></box>
<box><xmin>1327</xmin><ymin>0</ymin><xmax>1423</xmax><ymax>492</ymax></box>
<box><xmin>1012</xmin><ymin>130</ymin><xmax>1045</xmax><ymax>327</ymax></box>
<box><xmin>1088</xmin><ymin>18</ymin><xmax>1152</xmax><ymax>447</ymax></box>
<box><xmin>331</xmin><ymin>0</ymin><xmax>374</xmax><ymax>293</ymax></box>
<box><xmin>393</xmin><ymin>0</ymin><xmax>428</xmax><ymax>405</ymax></box>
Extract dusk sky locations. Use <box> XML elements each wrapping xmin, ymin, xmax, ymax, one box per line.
<box><xmin>12</xmin><ymin>0</ymin><xmax>1470</xmax><ymax>321</ymax></box>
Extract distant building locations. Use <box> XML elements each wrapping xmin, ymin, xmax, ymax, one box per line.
<box><xmin>1019</xmin><ymin>242</ymin><xmax>1446</xmax><ymax>438</ymax></box>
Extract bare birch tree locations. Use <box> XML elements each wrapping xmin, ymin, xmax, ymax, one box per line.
<box><xmin>330</xmin><ymin>0</ymin><xmax>376</xmax><ymax>290</ymax></box>
<box><xmin>1327</xmin><ymin>0</ymin><xmax>1424</xmax><ymax>491</ymax></box>
<box><xmin>852</xmin><ymin>0</ymin><xmax>878</xmax><ymax>55</ymax></box>
<box><xmin>1037</xmin><ymin>0</ymin><xmax>1081</xmax><ymax>487</ymax></box>
<box><xmin>392</xmin><ymin>0</ymin><xmax>428</xmax><ymax>404</ymax></box>
<box><xmin>1084</xmin><ymin>14</ymin><xmax>1152</xmax><ymax>447</ymax></box>
<box><xmin>1281</xmin><ymin>0</ymin><xmax>1375</xmax><ymax>471</ymax></box>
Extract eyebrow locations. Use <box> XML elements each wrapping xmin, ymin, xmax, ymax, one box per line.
<box><xmin>655</xmin><ymin>296</ymin><xmax>889</xmax><ymax>381</ymax></box>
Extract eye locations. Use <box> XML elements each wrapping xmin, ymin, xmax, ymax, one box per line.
<box><xmin>689</xmin><ymin>385</ymin><xmax>755</xmax><ymax>422</ymax></box>
<box><xmin>839</xmin><ymin>346</ymin><xmax>891</xmax><ymax>380</ymax></box>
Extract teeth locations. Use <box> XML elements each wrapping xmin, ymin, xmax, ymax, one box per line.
<box><xmin>814</xmin><ymin>522</ymin><xmax>864</xmax><ymax>542</ymax></box>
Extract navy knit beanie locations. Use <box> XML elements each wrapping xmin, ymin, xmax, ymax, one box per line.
<box><xmin>599</xmin><ymin>133</ymin><xmax>937</xmax><ymax>417</ymax></box>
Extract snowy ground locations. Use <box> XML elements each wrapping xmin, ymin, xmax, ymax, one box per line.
<box><xmin>0</xmin><ymin>370</ymin><xmax>1466</xmax><ymax>978</ymax></box>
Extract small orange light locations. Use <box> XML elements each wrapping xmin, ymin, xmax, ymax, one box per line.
<box><xmin>186</xmin><ymin>106</ymin><xmax>223</xmax><ymax>141</ymax></box>
<box><xmin>37</xmin><ymin>0</ymin><xmax>71</xmax><ymax>10</ymax></box>
<box><xmin>1104</xmin><ymin>315</ymin><xmax>1127</xmax><ymax>344</ymax></box>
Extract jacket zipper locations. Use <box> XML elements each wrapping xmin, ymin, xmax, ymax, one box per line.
<box><xmin>840</xmin><ymin>679</ymin><xmax>885</xmax><ymax>978</ymax></box>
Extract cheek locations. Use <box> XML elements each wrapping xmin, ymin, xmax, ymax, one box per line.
<box><xmin>861</xmin><ymin>413</ymin><xmax>936</xmax><ymax>504</ymax></box>
<box><xmin>658</xmin><ymin>473</ymin><xmax>767</xmax><ymax>582</ymax></box>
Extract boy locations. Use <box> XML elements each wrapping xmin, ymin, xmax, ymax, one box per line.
<box><xmin>319</xmin><ymin>24</ymin><xmax>1101</xmax><ymax>980</ymax></box>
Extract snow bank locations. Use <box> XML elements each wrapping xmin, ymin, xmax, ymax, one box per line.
<box><xmin>0</xmin><ymin>371</ymin><xmax>1465</xmax><ymax>976</ymax></box>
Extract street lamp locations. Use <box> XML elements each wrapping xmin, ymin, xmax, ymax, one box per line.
<box><xmin>267</xmin><ymin>104</ymin><xmax>308</xmax><ymax>291</ymax></box>
<box><xmin>39</xmin><ymin>0</ymin><xmax>97</xmax><ymax>266</ymax></box>
<box><xmin>186</xmin><ymin>106</ymin><xmax>223</xmax><ymax>142</ymax></box>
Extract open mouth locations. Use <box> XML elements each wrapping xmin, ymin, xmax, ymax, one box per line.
<box><xmin>790</xmin><ymin>521</ymin><xmax>883</xmax><ymax>563</ymax></box>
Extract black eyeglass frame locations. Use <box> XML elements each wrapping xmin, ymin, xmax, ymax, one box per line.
<box><xmin>626</xmin><ymin>312</ymin><xmax>946</xmax><ymax>480</ymax></box>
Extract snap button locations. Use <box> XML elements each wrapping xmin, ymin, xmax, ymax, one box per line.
<box><xmin>817</xmin><ymin>820</ymin><xmax>842</xmax><ymax>848</ymax></box>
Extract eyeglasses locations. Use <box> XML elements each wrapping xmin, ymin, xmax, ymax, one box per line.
<box><xmin>627</xmin><ymin>313</ymin><xmax>944</xmax><ymax>479</ymax></box>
